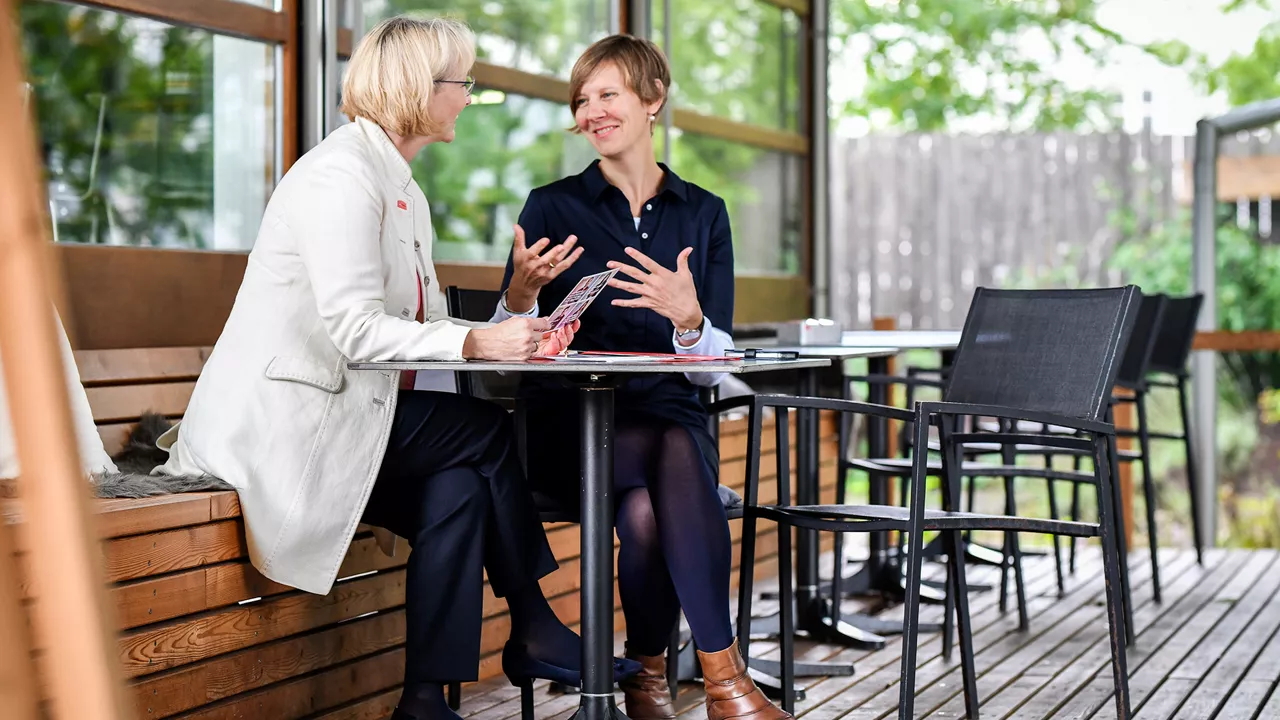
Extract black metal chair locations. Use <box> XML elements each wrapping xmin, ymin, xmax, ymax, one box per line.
<box><xmin>1140</xmin><ymin>293</ymin><xmax>1205</xmax><ymax>564</ymax></box>
<box><xmin>841</xmin><ymin>373</ymin><xmax>1106</xmax><ymax>626</ymax></box>
<box><xmin>735</xmin><ymin>286</ymin><xmax>1140</xmax><ymax>719</ymax></box>
<box><xmin>957</xmin><ymin>292</ymin><xmax>1169</xmax><ymax>607</ymax></box>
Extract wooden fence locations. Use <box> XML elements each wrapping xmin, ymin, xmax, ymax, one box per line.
<box><xmin>830</xmin><ymin>127</ymin><xmax>1280</xmax><ymax>330</ymax></box>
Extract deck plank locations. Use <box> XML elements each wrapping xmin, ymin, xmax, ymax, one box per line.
<box><xmin>927</xmin><ymin>549</ymin><xmax>1198</xmax><ymax>719</ymax></box>
<box><xmin>1031</xmin><ymin>549</ymin><xmax>1250</xmax><ymax>719</ymax></box>
<box><xmin>1170</xmin><ymin>551</ymin><xmax>1280</xmax><ymax>718</ymax></box>
<box><xmin>450</xmin><ymin>549</ymin><xmax>1280</xmax><ymax>720</ymax></box>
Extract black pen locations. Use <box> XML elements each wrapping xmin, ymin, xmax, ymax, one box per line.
<box><xmin>725</xmin><ymin>348</ymin><xmax>800</xmax><ymax>360</ymax></box>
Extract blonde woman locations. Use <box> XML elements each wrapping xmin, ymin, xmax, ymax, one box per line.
<box><xmin>155</xmin><ymin>17</ymin><xmax>637</xmax><ymax>720</ymax></box>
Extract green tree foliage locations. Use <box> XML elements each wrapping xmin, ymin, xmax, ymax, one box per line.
<box><xmin>834</xmin><ymin>0</ymin><xmax>1188</xmax><ymax>132</ymax></box>
<box><xmin>1195</xmin><ymin>0</ymin><xmax>1280</xmax><ymax>106</ymax></box>
<box><xmin>366</xmin><ymin>0</ymin><xmax>801</xmax><ymax>271</ymax></box>
<box><xmin>20</xmin><ymin>2</ymin><xmax>215</xmax><ymax>247</ymax></box>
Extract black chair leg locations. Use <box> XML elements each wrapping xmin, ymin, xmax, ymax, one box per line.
<box><xmin>898</xmin><ymin>417</ymin><xmax>932</xmax><ymax>720</ymax></box>
<box><xmin>1106</xmin><ymin>427</ymin><xmax>1136</xmax><ymax>647</ymax></box>
<box><xmin>943</xmin><ymin>557</ymin><xmax>955</xmax><ymax>659</ymax></box>
<box><xmin>998</xmin><ymin>475</ymin><xmax>1011</xmax><ymax>615</ymax></box>
<box><xmin>946</xmin><ymin>529</ymin><xmax>980</xmax><ymax>718</ymax></box>
<box><xmin>447</xmin><ymin>682</ymin><xmax>461</xmax><ymax>711</ymax></box>
<box><xmin>1004</xmin><ymin>476</ymin><xmax>1029</xmax><ymax>631</ymax></box>
<box><xmin>1046</xmin><ymin>477</ymin><xmax>1065</xmax><ymax>597</ymax></box>
<box><xmin>963</xmin><ymin>474</ymin><xmax>978</xmax><ymax>544</ymax></box>
<box><xmin>831</xmin><ymin>461</ymin><xmax>848</xmax><ymax>622</ymax></box>
<box><xmin>1069</xmin><ymin>477</ymin><xmax>1081</xmax><ymax>574</ymax></box>
<box><xmin>736</xmin><ymin>512</ymin><xmax>758</xmax><ymax>659</ymax></box>
<box><xmin>1178</xmin><ymin>377</ymin><xmax>1205</xmax><ymax>565</ymax></box>
<box><xmin>778</xmin><ymin>524</ymin><xmax>796</xmax><ymax>715</ymax></box>
<box><xmin>1095</xmin><ymin>437</ymin><xmax>1133</xmax><ymax>719</ymax></box>
<box><xmin>1136</xmin><ymin>391</ymin><xmax>1162</xmax><ymax>603</ymax></box>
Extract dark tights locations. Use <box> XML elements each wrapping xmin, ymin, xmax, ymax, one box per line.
<box><xmin>613</xmin><ymin>421</ymin><xmax>734</xmax><ymax>657</ymax></box>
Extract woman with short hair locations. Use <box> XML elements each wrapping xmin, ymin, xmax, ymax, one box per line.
<box><xmin>495</xmin><ymin>34</ymin><xmax>789</xmax><ymax>720</ymax></box>
<box><xmin>156</xmin><ymin>16</ymin><xmax>637</xmax><ymax>720</ymax></box>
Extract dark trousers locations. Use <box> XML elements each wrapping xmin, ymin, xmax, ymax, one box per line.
<box><xmin>362</xmin><ymin>391</ymin><xmax>558</xmax><ymax>684</ymax></box>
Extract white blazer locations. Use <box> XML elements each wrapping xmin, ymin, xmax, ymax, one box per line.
<box><xmin>157</xmin><ymin>117</ymin><xmax>482</xmax><ymax>595</ymax></box>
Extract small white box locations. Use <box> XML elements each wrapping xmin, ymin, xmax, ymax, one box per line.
<box><xmin>776</xmin><ymin>318</ymin><xmax>843</xmax><ymax>345</ymax></box>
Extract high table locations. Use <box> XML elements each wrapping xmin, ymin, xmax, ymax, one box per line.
<box><xmin>732</xmin><ymin>344</ymin><xmax>900</xmax><ymax>672</ymax></box>
<box><xmin>350</xmin><ymin>355</ymin><xmax>830</xmax><ymax>720</ymax></box>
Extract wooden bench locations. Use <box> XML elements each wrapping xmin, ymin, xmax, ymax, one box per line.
<box><xmin>3</xmin><ymin>346</ymin><xmax>840</xmax><ymax>719</ymax></box>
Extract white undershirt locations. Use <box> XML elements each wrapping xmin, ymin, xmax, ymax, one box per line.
<box><xmin>633</xmin><ymin>216</ymin><xmax>641</xmax><ymax>230</ymax></box>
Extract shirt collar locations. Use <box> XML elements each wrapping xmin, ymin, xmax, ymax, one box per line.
<box><xmin>581</xmin><ymin>160</ymin><xmax>690</xmax><ymax>204</ymax></box>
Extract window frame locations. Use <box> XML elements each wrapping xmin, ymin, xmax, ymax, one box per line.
<box><xmin>34</xmin><ymin>0</ymin><xmax>815</xmax><ymax>327</ymax></box>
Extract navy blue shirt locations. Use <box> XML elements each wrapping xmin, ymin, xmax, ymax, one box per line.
<box><xmin>500</xmin><ymin>160</ymin><xmax>735</xmax><ymax>431</ymax></box>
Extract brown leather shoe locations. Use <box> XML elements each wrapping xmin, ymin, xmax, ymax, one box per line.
<box><xmin>620</xmin><ymin>652</ymin><xmax>676</xmax><ymax>720</ymax></box>
<box><xmin>698</xmin><ymin>640</ymin><xmax>792</xmax><ymax>720</ymax></box>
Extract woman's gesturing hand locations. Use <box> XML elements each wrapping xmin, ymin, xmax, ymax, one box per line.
<box><xmin>505</xmin><ymin>224</ymin><xmax>584</xmax><ymax>313</ymax></box>
<box><xmin>462</xmin><ymin>318</ymin><xmax>579</xmax><ymax>360</ymax></box>
<box><xmin>606</xmin><ymin>246</ymin><xmax>703</xmax><ymax>332</ymax></box>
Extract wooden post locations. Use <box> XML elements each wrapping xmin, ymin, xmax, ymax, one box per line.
<box><xmin>872</xmin><ymin>316</ymin><xmax>899</xmax><ymax>458</ymax></box>
<box><xmin>0</xmin><ymin>2</ymin><xmax>130</xmax><ymax>717</ymax></box>
<box><xmin>1113</xmin><ymin>392</ymin><xmax>1137</xmax><ymax>551</ymax></box>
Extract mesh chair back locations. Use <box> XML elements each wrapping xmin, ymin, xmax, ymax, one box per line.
<box><xmin>1114</xmin><ymin>293</ymin><xmax>1168</xmax><ymax>390</ymax></box>
<box><xmin>444</xmin><ymin>286</ymin><xmax>521</xmax><ymax>401</ymax></box>
<box><xmin>1147</xmin><ymin>293</ymin><xmax>1204</xmax><ymax>377</ymax></box>
<box><xmin>943</xmin><ymin>287</ymin><xmax>1140</xmax><ymax>421</ymax></box>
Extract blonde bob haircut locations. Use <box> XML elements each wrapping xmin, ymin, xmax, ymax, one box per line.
<box><xmin>567</xmin><ymin>34</ymin><xmax>670</xmax><ymax>134</ymax></box>
<box><xmin>340</xmin><ymin>15</ymin><xmax>476</xmax><ymax>138</ymax></box>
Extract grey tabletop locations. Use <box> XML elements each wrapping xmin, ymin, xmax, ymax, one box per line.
<box><xmin>347</xmin><ymin>356</ymin><xmax>831</xmax><ymax>374</ymax></box>
<box><xmin>838</xmin><ymin>330</ymin><xmax>961</xmax><ymax>350</ymax></box>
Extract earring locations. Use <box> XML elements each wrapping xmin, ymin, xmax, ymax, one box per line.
<box><xmin>648</xmin><ymin>114</ymin><xmax>655</xmax><ymax>121</ymax></box>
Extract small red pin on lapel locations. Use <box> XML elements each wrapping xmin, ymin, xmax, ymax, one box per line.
<box><xmin>397</xmin><ymin>200</ymin><xmax>408</xmax><ymax>210</ymax></box>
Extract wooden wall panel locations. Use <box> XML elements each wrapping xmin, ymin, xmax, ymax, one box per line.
<box><xmin>55</xmin><ymin>246</ymin><xmax>808</xmax><ymax>350</ymax></box>
<box><xmin>54</xmin><ymin>245</ymin><xmax>247</xmax><ymax>351</ymax></box>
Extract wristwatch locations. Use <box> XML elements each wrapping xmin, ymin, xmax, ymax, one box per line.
<box><xmin>676</xmin><ymin>316</ymin><xmax>705</xmax><ymax>343</ymax></box>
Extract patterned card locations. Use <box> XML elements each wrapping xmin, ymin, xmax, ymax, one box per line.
<box><xmin>545</xmin><ymin>268</ymin><xmax>618</xmax><ymax>331</ymax></box>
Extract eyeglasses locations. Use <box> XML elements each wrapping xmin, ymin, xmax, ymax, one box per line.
<box><xmin>436</xmin><ymin>75</ymin><xmax>475</xmax><ymax>95</ymax></box>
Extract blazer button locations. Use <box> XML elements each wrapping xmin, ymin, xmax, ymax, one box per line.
<box><xmin>414</xmin><ymin>241</ymin><xmax>421</xmax><ymax>250</ymax></box>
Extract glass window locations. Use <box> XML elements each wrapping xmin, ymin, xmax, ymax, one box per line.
<box><xmin>356</xmin><ymin>0</ymin><xmax>612</xmax><ymax>79</ymax></box>
<box><xmin>412</xmin><ymin>91</ymin><xmax>595</xmax><ymax>263</ymax></box>
<box><xmin>655</xmin><ymin>0</ymin><xmax>803</xmax><ymax>132</ymax></box>
<box><xmin>664</xmin><ymin>130</ymin><xmax>802</xmax><ymax>274</ymax></box>
<box><xmin>20</xmin><ymin>1</ymin><xmax>277</xmax><ymax>250</ymax></box>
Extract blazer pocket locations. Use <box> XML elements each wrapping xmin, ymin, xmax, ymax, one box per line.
<box><xmin>264</xmin><ymin>356</ymin><xmax>345</xmax><ymax>393</ymax></box>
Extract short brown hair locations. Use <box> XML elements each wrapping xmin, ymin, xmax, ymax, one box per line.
<box><xmin>567</xmin><ymin>35</ymin><xmax>670</xmax><ymax>133</ymax></box>
<box><xmin>340</xmin><ymin>16</ymin><xmax>475</xmax><ymax>137</ymax></box>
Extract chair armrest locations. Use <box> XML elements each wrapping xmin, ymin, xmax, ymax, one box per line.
<box><xmin>706</xmin><ymin>395</ymin><xmax>754</xmax><ymax>417</ymax></box>
<box><xmin>917</xmin><ymin>401</ymin><xmax>1113</xmax><ymax>436</ymax></box>
<box><xmin>949</xmin><ymin>432</ymin><xmax>1094</xmax><ymax>453</ymax></box>
<box><xmin>752</xmin><ymin>393</ymin><xmax>914</xmax><ymax>422</ymax></box>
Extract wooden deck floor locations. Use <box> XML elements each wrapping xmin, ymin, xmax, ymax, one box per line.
<box><xmin>447</xmin><ymin>547</ymin><xmax>1280</xmax><ymax>720</ymax></box>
